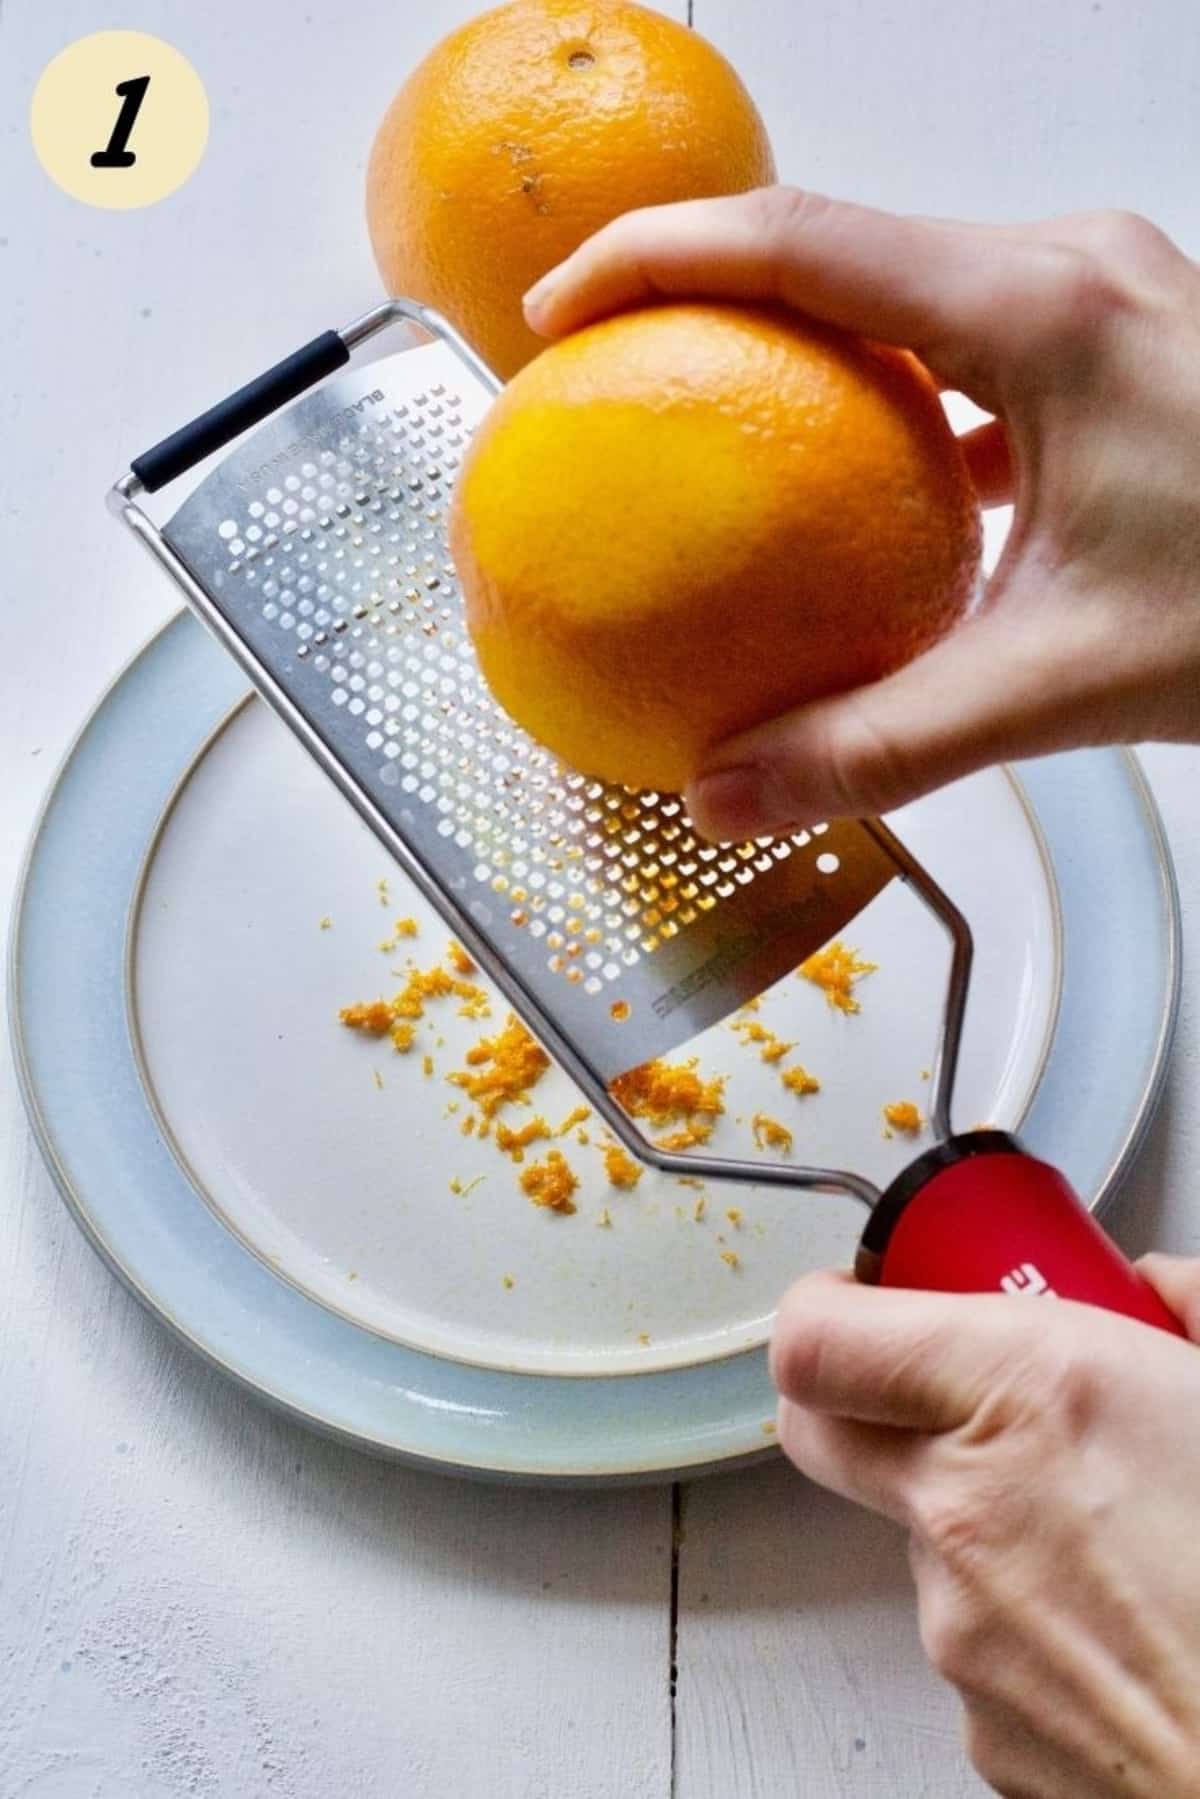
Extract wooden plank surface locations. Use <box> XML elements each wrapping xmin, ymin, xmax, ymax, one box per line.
<box><xmin>0</xmin><ymin>3</ymin><xmax>684</xmax><ymax>1795</ymax></box>
<box><xmin>675</xmin><ymin>1467</ymin><xmax>987</xmax><ymax>1797</ymax></box>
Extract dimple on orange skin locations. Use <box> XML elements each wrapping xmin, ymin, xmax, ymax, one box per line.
<box><xmin>365</xmin><ymin>0</ymin><xmax>775</xmax><ymax>378</ymax></box>
<box><xmin>450</xmin><ymin>302</ymin><xmax>983</xmax><ymax>794</ymax></box>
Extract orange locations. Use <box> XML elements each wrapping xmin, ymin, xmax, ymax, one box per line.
<box><xmin>366</xmin><ymin>1</ymin><xmax>774</xmax><ymax>377</ymax></box>
<box><xmin>449</xmin><ymin>303</ymin><xmax>982</xmax><ymax>793</ymax></box>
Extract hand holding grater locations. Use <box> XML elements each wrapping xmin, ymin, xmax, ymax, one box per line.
<box><xmin>108</xmin><ymin>299</ymin><xmax>1182</xmax><ymax>1337</ymax></box>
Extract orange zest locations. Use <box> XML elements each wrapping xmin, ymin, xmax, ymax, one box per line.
<box><xmin>338</xmin><ymin>1000</ymin><xmax>394</xmax><ymax>1036</ymax></box>
<box><xmin>448</xmin><ymin>1013</ymin><xmax>551</xmax><ymax>1118</ymax></box>
<box><xmin>799</xmin><ymin>940</ymin><xmax>878</xmax><ymax>1014</ymax></box>
<box><xmin>495</xmin><ymin>1116</ymin><xmax>550</xmax><ymax>1162</ymax></box>
<box><xmin>752</xmin><ymin>1112</ymin><xmax>793</xmax><ymax>1153</ymax></box>
<box><xmin>883</xmin><ymin>1100</ymin><xmax>923</xmax><ymax>1135</ymax></box>
<box><xmin>610</xmin><ymin>1058</ymin><xmax>725</xmax><ymax>1127</ymax></box>
<box><xmin>520</xmin><ymin>1149</ymin><xmax>579</xmax><ymax>1215</ymax></box>
<box><xmin>731</xmin><ymin>1019</ymin><xmax>795</xmax><ymax>1064</ymax></box>
<box><xmin>602</xmin><ymin>1145</ymin><xmax>643</xmax><ymax>1189</ymax></box>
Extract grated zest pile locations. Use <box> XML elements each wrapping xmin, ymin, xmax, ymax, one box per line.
<box><xmin>799</xmin><ymin>940</ymin><xmax>878</xmax><ymax>1013</ymax></box>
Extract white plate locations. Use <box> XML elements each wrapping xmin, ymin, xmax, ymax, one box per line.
<box><xmin>10</xmin><ymin>614</ymin><xmax>1179</xmax><ymax>1479</ymax></box>
<box><xmin>130</xmin><ymin>696</ymin><xmax>1058</xmax><ymax>1377</ymax></box>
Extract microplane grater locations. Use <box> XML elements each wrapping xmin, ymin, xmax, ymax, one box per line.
<box><xmin>109</xmin><ymin>298</ymin><xmax>973</xmax><ymax>1205</ymax></box>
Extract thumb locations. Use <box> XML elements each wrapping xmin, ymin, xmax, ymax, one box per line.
<box><xmin>769</xmin><ymin>1270</ymin><xmax>1033</xmax><ymax>1433</ymax></box>
<box><xmin>685</xmin><ymin>600</ymin><xmax>1118</xmax><ymax>839</ymax></box>
<box><xmin>1137</xmin><ymin>1254</ymin><xmax>1200</xmax><ymax>1343</ymax></box>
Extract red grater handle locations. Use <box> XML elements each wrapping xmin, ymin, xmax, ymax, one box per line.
<box><xmin>855</xmin><ymin>1132</ymin><xmax>1186</xmax><ymax>1336</ymax></box>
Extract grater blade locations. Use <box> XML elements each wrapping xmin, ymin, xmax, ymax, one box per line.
<box><xmin>156</xmin><ymin>333</ymin><xmax>901</xmax><ymax>1085</ymax></box>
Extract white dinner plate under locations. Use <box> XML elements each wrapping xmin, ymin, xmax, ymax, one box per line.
<box><xmin>10</xmin><ymin>613</ymin><xmax>1179</xmax><ymax>1479</ymax></box>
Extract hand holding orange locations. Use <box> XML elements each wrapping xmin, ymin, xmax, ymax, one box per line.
<box><xmin>449</xmin><ymin>302</ymin><xmax>981</xmax><ymax>794</ymax></box>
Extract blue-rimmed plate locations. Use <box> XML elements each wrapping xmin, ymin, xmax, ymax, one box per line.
<box><xmin>9</xmin><ymin>612</ymin><xmax>1179</xmax><ymax>1480</ymax></box>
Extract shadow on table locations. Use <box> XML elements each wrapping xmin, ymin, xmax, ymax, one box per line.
<box><xmin>678</xmin><ymin>1460</ymin><xmax>912</xmax><ymax>1616</ymax></box>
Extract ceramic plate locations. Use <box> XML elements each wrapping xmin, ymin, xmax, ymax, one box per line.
<box><xmin>10</xmin><ymin>613</ymin><xmax>1179</xmax><ymax>1480</ymax></box>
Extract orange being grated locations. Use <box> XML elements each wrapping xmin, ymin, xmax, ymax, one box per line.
<box><xmin>391</xmin><ymin>1022</ymin><xmax>416</xmax><ymax>1054</ymax></box>
<box><xmin>603</xmin><ymin>1145</ymin><xmax>643</xmax><ymax>1189</ymax></box>
<box><xmin>799</xmin><ymin>939</ymin><xmax>878</xmax><ymax>1013</ymax></box>
<box><xmin>449</xmin><ymin>1013</ymin><xmax>550</xmax><ymax>1118</ymax></box>
<box><xmin>556</xmin><ymin>1105</ymin><xmax>590</xmax><ymax>1137</ymax></box>
<box><xmin>520</xmin><ymin>1149</ymin><xmax>579</xmax><ymax>1214</ymax></box>
<box><xmin>339</xmin><ymin>1000</ymin><xmax>395</xmax><ymax>1036</ymax></box>
<box><xmin>752</xmin><ymin>1112</ymin><xmax>794</xmax><ymax>1153</ymax></box>
<box><xmin>883</xmin><ymin>1100</ymin><xmax>923</xmax><ymax>1135</ymax></box>
<box><xmin>495</xmin><ymin>1116</ymin><xmax>550</xmax><ymax>1162</ymax></box>
<box><xmin>781</xmin><ymin>1065</ymin><xmax>821</xmax><ymax>1097</ymax></box>
<box><xmin>394</xmin><ymin>917</ymin><xmax>419</xmax><ymax>938</ymax></box>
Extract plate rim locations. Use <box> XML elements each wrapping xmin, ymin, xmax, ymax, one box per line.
<box><xmin>1084</xmin><ymin>746</ymin><xmax>1182</xmax><ymax>1215</ymax></box>
<box><xmin>7</xmin><ymin>612</ymin><xmax>1182</xmax><ymax>1480</ymax></box>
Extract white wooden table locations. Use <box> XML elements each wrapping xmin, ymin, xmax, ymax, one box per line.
<box><xmin>2</xmin><ymin>4</ymin><xmax>1197</xmax><ymax>1793</ymax></box>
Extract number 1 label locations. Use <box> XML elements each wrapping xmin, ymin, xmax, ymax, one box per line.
<box><xmin>32</xmin><ymin>31</ymin><xmax>208</xmax><ymax>210</ymax></box>
<box><xmin>91</xmin><ymin>75</ymin><xmax>151</xmax><ymax>169</ymax></box>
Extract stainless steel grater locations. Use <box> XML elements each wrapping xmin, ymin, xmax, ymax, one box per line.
<box><xmin>109</xmin><ymin>298</ymin><xmax>972</xmax><ymax>1209</ymax></box>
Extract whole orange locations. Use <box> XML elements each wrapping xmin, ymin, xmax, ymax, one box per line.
<box><xmin>366</xmin><ymin>1</ymin><xmax>775</xmax><ymax>378</ymax></box>
<box><xmin>449</xmin><ymin>303</ymin><xmax>982</xmax><ymax>793</ymax></box>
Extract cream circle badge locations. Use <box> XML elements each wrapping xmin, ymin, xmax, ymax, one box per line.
<box><xmin>31</xmin><ymin>31</ymin><xmax>209</xmax><ymax>210</ymax></box>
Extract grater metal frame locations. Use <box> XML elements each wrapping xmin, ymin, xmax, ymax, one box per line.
<box><xmin>108</xmin><ymin>297</ymin><xmax>974</xmax><ymax>1212</ymax></box>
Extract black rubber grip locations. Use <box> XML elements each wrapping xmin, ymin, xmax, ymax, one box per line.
<box><xmin>130</xmin><ymin>329</ymin><xmax>351</xmax><ymax>493</ymax></box>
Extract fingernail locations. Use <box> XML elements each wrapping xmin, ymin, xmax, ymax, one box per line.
<box><xmin>688</xmin><ymin>763</ymin><xmax>806</xmax><ymax>842</ymax></box>
<box><xmin>522</xmin><ymin>275</ymin><xmax>557</xmax><ymax>323</ymax></box>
